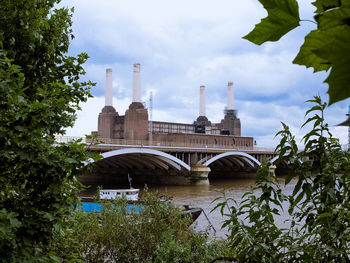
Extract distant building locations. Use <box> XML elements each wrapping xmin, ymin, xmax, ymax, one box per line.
<box><xmin>92</xmin><ymin>64</ymin><xmax>253</xmax><ymax>149</ymax></box>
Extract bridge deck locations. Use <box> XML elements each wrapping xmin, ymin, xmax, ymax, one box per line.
<box><xmin>86</xmin><ymin>143</ymin><xmax>275</xmax><ymax>155</ymax></box>
<box><xmin>56</xmin><ymin>136</ymin><xmax>275</xmax><ymax>154</ymax></box>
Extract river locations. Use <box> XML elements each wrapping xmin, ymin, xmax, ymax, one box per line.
<box><xmin>80</xmin><ymin>176</ymin><xmax>297</xmax><ymax>238</ymax></box>
<box><xmin>145</xmin><ymin>177</ymin><xmax>296</xmax><ymax>238</ymax></box>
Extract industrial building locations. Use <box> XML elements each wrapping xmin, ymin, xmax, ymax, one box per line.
<box><xmin>92</xmin><ymin>64</ymin><xmax>254</xmax><ymax>149</ymax></box>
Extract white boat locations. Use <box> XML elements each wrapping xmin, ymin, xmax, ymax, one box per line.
<box><xmin>79</xmin><ymin>189</ymin><xmax>203</xmax><ymax>225</ymax></box>
<box><xmin>99</xmin><ymin>188</ymin><xmax>139</xmax><ymax>201</ymax></box>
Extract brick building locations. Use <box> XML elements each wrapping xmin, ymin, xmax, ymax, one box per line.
<box><xmin>92</xmin><ymin>64</ymin><xmax>253</xmax><ymax>149</ymax></box>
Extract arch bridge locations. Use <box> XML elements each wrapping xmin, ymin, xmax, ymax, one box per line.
<box><xmin>82</xmin><ymin>142</ymin><xmax>278</xmax><ymax>186</ymax></box>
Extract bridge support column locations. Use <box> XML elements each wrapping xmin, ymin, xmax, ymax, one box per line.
<box><xmin>186</xmin><ymin>153</ymin><xmax>210</xmax><ymax>185</ymax></box>
<box><xmin>189</xmin><ymin>165</ymin><xmax>210</xmax><ymax>185</ymax></box>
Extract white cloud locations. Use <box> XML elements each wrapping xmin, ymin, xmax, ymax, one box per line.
<box><xmin>65</xmin><ymin>96</ymin><xmax>131</xmax><ymax>137</ymax></box>
<box><xmin>65</xmin><ymin>97</ymin><xmax>103</xmax><ymax>137</ymax></box>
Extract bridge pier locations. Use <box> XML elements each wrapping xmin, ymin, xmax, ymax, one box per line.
<box><xmin>185</xmin><ymin>153</ymin><xmax>210</xmax><ymax>185</ymax></box>
<box><xmin>189</xmin><ymin>165</ymin><xmax>211</xmax><ymax>185</ymax></box>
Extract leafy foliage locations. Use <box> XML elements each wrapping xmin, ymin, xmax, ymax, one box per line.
<box><xmin>213</xmin><ymin>96</ymin><xmax>350</xmax><ymax>262</ymax></box>
<box><xmin>275</xmin><ymin>96</ymin><xmax>350</xmax><ymax>261</ymax></box>
<box><xmin>0</xmin><ymin>1</ymin><xmax>98</xmax><ymax>261</ymax></box>
<box><xmin>212</xmin><ymin>165</ymin><xmax>289</xmax><ymax>262</ymax></box>
<box><xmin>243</xmin><ymin>0</ymin><xmax>300</xmax><ymax>45</ymax></box>
<box><xmin>51</xmin><ymin>192</ymin><xmax>227</xmax><ymax>263</ymax></box>
<box><xmin>244</xmin><ymin>0</ymin><xmax>350</xmax><ymax>105</ymax></box>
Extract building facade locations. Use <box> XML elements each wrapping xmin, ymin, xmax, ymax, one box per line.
<box><xmin>92</xmin><ymin>64</ymin><xmax>253</xmax><ymax>149</ymax></box>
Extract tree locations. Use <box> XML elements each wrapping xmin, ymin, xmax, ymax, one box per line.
<box><xmin>0</xmin><ymin>1</ymin><xmax>97</xmax><ymax>261</ymax></box>
<box><xmin>243</xmin><ymin>0</ymin><xmax>350</xmax><ymax>105</ymax></box>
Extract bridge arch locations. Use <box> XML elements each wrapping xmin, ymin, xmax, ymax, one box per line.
<box><xmin>100</xmin><ymin>148</ymin><xmax>191</xmax><ymax>171</ymax></box>
<box><xmin>270</xmin><ymin>155</ymin><xmax>279</xmax><ymax>164</ymax></box>
<box><xmin>204</xmin><ymin>152</ymin><xmax>261</xmax><ymax>168</ymax></box>
<box><xmin>269</xmin><ymin>154</ymin><xmax>301</xmax><ymax>168</ymax></box>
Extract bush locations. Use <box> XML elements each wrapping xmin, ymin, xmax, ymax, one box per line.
<box><xmin>51</xmin><ymin>192</ymin><xmax>227</xmax><ymax>262</ymax></box>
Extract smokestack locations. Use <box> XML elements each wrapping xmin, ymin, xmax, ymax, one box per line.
<box><xmin>227</xmin><ymin>82</ymin><xmax>234</xmax><ymax>110</ymax></box>
<box><xmin>105</xmin><ymin>68</ymin><xmax>113</xmax><ymax>106</ymax></box>
<box><xmin>199</xmin><ymin>85</ymin><xmax>206</xmax><ymax>117</ymax></box>
<box><xmin>132</xmin><ymin>63</ymin><xmax>141</xmax><ymax>102</ymax></box>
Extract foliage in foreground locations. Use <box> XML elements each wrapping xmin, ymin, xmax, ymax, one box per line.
<box><xmin>50</xmin><ymin>192</ymin><xmax>228</xmax><ymax>263</ymax></box>
<box><xmin>213</xmin><ymin>96</ymin><xmax>350</xmax><ymax>262</ymax></box>
<box><xmin>0</xmin><ymin>1</ymin><xmax>98</xmax><ymax>261</ymax></box>
<box><xmin>244</xmin><ymin>0</ymin><xmax>350</xmax><ymax>105</ymax></box>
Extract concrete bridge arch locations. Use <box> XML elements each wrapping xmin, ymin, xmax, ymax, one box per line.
<box><xmin>82</xmin><ymin>148</ymin><xmax>197</xmax><ymax>187</ymax></box>
<box><xmin>269</xmin><ymin>155</ymin><xmax>280</xmax><ymax>164</ymax></box>
<box><xmin>269</xmin><ymin>154</ymin><xmax>301</xmax><ymax>170</ymax></box>
<box><xmin>199</xmin><ymin>151</ymin><xmax>261</xmax><ymax>180</ymax></box>
<box><xmin>201</xmin><ymin>151</ymin><xmax>261</xmax><ymax>168</ymax></box>
<box><xmin>100</xmin><ymin>148</ymin><xmax>191</xmax><ymax>171</ymax></box>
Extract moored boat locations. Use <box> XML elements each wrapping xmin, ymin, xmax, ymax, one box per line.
<box><xmin>78</xmin><ymin>189</ymin><xmax>202</xmax><ymax>224</ymax></box>
<box><xmin>180</xmin><ymin>205</ymin><xmax>203</xmax><ymax>222</ymax></box>
<box><xmin>99</xmin><ymin>188</ymin><xmax>139</xmax><ymax>201</ymax></box>
<box><xmin>79</xmin><ymin>187</ymin><xmax>141</xmax><ymax>212</ymax></box>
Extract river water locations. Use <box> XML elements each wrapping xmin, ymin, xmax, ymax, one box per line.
<box><xmin>81</xmin><ymin>177</ymin><xmax>297</xmax><ymax>238</ymax></box>
<box><xmin>145</xmin><ymin>177</ymin><xmax>296</xmax><ymax>238</ymax></box>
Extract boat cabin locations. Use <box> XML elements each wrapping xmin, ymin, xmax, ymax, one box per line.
<box><xmin>99</xmin><ymin>189</ymin><xmax>139</xmax><ymax>201</ymax></box>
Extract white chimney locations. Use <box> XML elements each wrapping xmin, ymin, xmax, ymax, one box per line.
<box><xmin>227</xmin><ymin>82</ymin><xmax>234</xmax><ymax>110</ymax></box>
<box><xmin>199</xmin><ymin>85</ymin><xmax>206</xmax><ymax>117</ymax></box>
<box><xmin>132</xmin><ymin>63</ymin><xmax>141</xmax><ymax>102</ymax></box>
<box><xmin>105</xmin><ymin>68</ymin><xmax>113</xmax><ymax>106</ymax></box>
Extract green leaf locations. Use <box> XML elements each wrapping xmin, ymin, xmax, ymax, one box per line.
<box><xmin>313</xmin><ymin>25</ymin><xmax>350</xmax><ymax>104</ymax></box>
<box><xmin>325</xmin><ymin>63</ymin><xmax>350</xmax><ymax>105</ymax></box>
<box><xmin>285</xmin><ymin>172</ymin><xmax>295</xmax><ymax>185</ymax></box>
<box><xmin>313</xmin><ymin>118</ymin><xmax>322</xmax><ymax>129</ymax></box>
<box><xmin>293</xmin><ymin>30</ymin><xmax>331</xmax><ymax>72</ymax></box>
<box><xmin>305</xmin><ymin>96</ymin><xmax>322</xmax><ymax>104</ymax></box>
<box><xmin>301</xmin><ymin>115</ymin><xmax>321</xmax><ymax>128</ymax></box>
<box><xmin>312</xmin><ymin>0</ymin><xmax>341</xmax><ymax>13</ymax></box>
<box><xmin>293</xmin><ymin>179</ymin><xmax>302</xmax><ymax>196</ymax></box>
<box><xmin>293</xmin><ymin>191</ymin><xmax>305</xmax><ymax>207</ymax></box>
<box><xmin>318</xmin><ymin>212</ymin><xmax>332</xmax><ymax>218</ymax></box>
<box><xmin>305</xmin><ymin>104</ymin><xmax>325</xmax><ymax>117</ymax></box>
<box><xmin>318</xmin><ymin>6</ymin><xmax>350</xmax><ymax>30</ymax></box>
<box><xmin>290</xmin><ymin>5</ymin><xmax>350</xmax><ymax>104</ymax></box>
<box><xmin>243</xmin><ymin>0</ymin><xmax>300</xmax><ymax>45</ymax></box>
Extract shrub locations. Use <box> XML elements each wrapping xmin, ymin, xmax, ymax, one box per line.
<box><xmin>213</xmin><ymin>96</ymin><xmax>350</xmax><ymax>262</ymax></box>
<box><xmin>51</xmin><ymin>192</ymin><xmax>227</xmax><ymax>262</ymax></box>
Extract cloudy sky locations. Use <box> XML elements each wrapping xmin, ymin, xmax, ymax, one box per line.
<box><xmin>61</xmin><ymin>0</ymin><xmax>349</xmax><ymax>148</ymax></box>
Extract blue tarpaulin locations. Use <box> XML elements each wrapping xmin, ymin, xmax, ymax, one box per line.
<box><xmin>77</xmin><ymin>202</ymin><xmax>142</xmax><ymax>213</ymax></box>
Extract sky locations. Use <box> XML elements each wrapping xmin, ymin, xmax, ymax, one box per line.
<box><xmin>61</xmin><ymin>0</ymin><xmax>349</xmax><ymax>148</ymax></box>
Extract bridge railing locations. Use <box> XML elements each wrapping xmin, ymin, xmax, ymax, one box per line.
<box><xmin>55</xmin><ymin>136</ymin><xmax>279</xmax><ymax>151</ymax></box>
<box><xmin>85</xmin><ymin>137</ymin><xmax>257</xmax><ymax>151</ymax></box>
